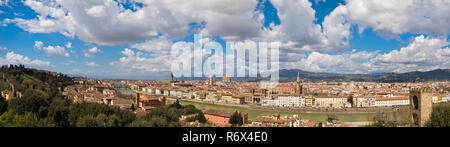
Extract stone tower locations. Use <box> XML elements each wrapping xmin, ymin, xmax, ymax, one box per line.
<box><xmin>135</xmin><ymin>93</ymin><xmax>140</xmax><ymax>108</ymax></box>
<box><xmin>296</xmin><ymin>72</ymin><xmax>302</xmax><ymax>95</ymax></box>
<box><xmin>170</xmin><ymin>72</ymin><xmax>174</xmax><ymax>81</ymax></box>
<box><xmin>409</xmin><ymin>87</ymin><xmax>434</xmax><ymax>127</ymax></box>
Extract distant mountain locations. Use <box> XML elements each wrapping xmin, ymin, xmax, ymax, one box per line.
<box><xmin>278</xmin><ymin>69</ymin><xmax>450</xmax><ymax>82</ymax></box>
<box><xmin>173</xmin><ymin>69</ymin><xmax>450</xmax><ymax>82</ymax></box>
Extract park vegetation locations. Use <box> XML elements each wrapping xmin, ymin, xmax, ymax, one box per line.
<box><xmin>0</xmin><ymin>65</ymin><xmax>204</xmax><ymax>127</ymax></box>
<box><xmin>229</xmin><ymin>111</ymin><xmax>243</xmax><ymax>126</ymax></box>
<box><xmin>425</xmin><ymin>103</ymin><xmax>450</xmax><ymax>127</ymax></box>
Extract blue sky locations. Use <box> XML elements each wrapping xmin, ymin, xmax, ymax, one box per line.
<box><xmin>0</xmin><ymin>0</ymin><xmax>449</xmax><ymax>79</ymax></box>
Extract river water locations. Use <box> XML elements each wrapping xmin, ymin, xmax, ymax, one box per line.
<box><xmin>167</xmin><ymin>99</ymin><xmax>410</xmax><ymax>123</ymax></box>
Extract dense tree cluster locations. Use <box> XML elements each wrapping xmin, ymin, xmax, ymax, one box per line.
<box><xmin>130</xmin><ymin>100</ymin><xmax>203</xmax><ymax>127</ymax></box>
<box><xmin>425</xmin><ymin>103</ymin><xmax>450</xmax><ymax>127</ymax></box>
<box><xmin>0</xmin><ymin>65</ymin><xmax>204</xmax><ymax>127</ymax></box>
<box><xmin>229</xmin><ymin>111</ymin><xmax>243</xmax><ymax>126</ymax></box>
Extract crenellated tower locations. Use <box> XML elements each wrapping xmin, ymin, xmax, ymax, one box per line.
<box><xmin>409</xmin><ymin>87</ymin><xmax>434</xmax><ymax>127</ymax></box>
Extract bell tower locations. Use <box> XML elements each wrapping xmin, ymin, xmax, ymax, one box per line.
<box><xmin>409</xmin><ymin>87</ymin><xmax>433</xmax><ymax>127</ymax></box>
<box><xmin>296</xmin><ymin>72</ymin><xmax>302</xmax><ymax>95</ymax></box>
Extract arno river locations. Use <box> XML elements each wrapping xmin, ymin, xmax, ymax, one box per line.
<box><xmin>166</xmin><ymin>99</ymin><xmax>410</xmax><ymax>123</ymax></box>
<box><xmin>118</xmin><ymin>88</ymin><xmax>409</xmax><ymax>123</ymax></box>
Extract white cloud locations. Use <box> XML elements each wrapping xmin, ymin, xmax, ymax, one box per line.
<box><xmin>148</xmin><ymin>0</ymin><xmax>262</xmax><ymax>41</ymax></box>
<box><xmin>272</xmin><ymin>0</ymin><xmax>450</xmax><ymax>69</ymax></box>
<box><xmin>7</xmin><ymin>0</ymin><xmax>263</xmax><ymax>45</ymax></box>
<box><xmin>85</xmin><ymin>61</ymin><xmax>99</xmax><ymax>67</ymax></box>
<box><xmin>86</xmin><ymin>5</ymin><xmax>106</xmax><ymax>18</ymax></box>
<box><xmin>0</xmin><ymin>0</ymin><xmax>11</xmax><ymax>6</ymax></box>
<box><xmin>0</xmin><ymin>46</ymin><xmax>7</xmax><ymax>50</ymax></box>
<box><xmin>253</xmin><ymin>0</ymin><xmax>351</xmax><ymax>54</ymax></box>
<box><xmin>368</xmin><ymin>35</ymin><xmax>450</xmax><ymax>73</ymax></box>
<box><xmin>110</xmin><ymin>48</ymin><xmax>172</xmax><ymax>73</ymax></box>
<box><xmin>83</xmin><ymin>47</ymin><xmax>102</xmax><ymax>58</ymax></box>
<box><xmin>322</xmin><ymin>4</ymin><xmax>351</xmax><ymax>50</ymax></box>
<box><xmin>6</xmin><ymin>0</ymin><xmax>450</xmax><ymax>75</ymax></box>
<box><xmin>331</xmin><ymin>0</ymin><xmax>450</xmax><ymax>36</ymax></box>
<box><xmin>34</xmin><ymin>41</ymin><xmax>43</xmax><ymax>49</ymax></box>
<box><xmin>5</xmin><ymin>0</ymin><xmax>189</xmax><ymax>45</ymax></box>
<box><xmin>314</xmin><ymin>0</ymin><xmax>326</xmax><ymax>4</ymax></box>
<box><xmin>0</xmin><ymin>51</ymin><xmax>53</xmax><ymax>68</ymax></box>
<box><xmin>65</xmin><ymin>42</ymin><xmax>72</xmax><ymax>48</ymax></box>
<box><xmin>294</xmin><ymin>50</ymin><xmax>377</xmax><ymax>74</ymax></box>
<box><xmin>294</xmin><ymin>35</ymin><xmax>450</xmax><ymax>74</ymax></box>
<box><xmin>130</xmin><ymin>37</ymin><xmax>172</xmax><ymax>56</ymax></box>
<box><xmin>34</xmin><ymin>41</ymin><xmax>70</xmax><ymax>57</ymax></box>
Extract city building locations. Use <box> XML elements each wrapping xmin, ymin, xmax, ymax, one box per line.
<box><xmin>375</xmin><ymin>97</ymin><xmax>409</xmax><ymax>107</ymax></box>
<box><xmin>262</xmin><ymin>94</ymin><xmax>304</xmax><ymax>107</ymax></box>
<box><xmin>314</xmin><ymin>95</ymin><xmax>349</xmax><ymax>108</ymax></box>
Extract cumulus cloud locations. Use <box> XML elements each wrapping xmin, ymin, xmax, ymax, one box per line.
<box><xmin>65</xmin><ymin>42</ymin><xmax>72</xmax><ymax>48</ymax></box>
<box><xmin>148</xmin><ymin>0</ymin><xmax>262</xmax><ymax>41</ymax></box>
<box><xmin>253</xmin><ymin>0</ymin><xmax>352</xmax><ymax>54</ymax></box>
<box><xmin>34</xmin><ymin>41</ymin><xmax>70</xmax><ymax>57</ymax></box>
<box><xmin>294</xmin><ymin>50</ymin><xmax>377</xmax><ymax>74</ymax></box>
<box><xmin>83</xmin><ymin>47</ymin><xmax>102</xmax><ymax>58</ymax></box>
<box><xmin>331</xmin><ymin>0</ymin><xmax>450</xmax><ymax>36</ymax></box>
<box><xmin>0</xmin><ymin>51</ymin><xmax>53</xmax><ymax>68</ymax></box>
<box><xmin>130</xmin><ymin>37</ymin><xmax>173</xmax><ymax>57</ymax></box>
<box><xmin>0</xmin><ymin>46</ymin><xmax>7</xmax><ymax>50</ymax></box>
<box><xmin>110</xmin><ymin>48</ymin><xmax>172</xmax><ymax>73</ymax></box>
<box><xmin>294</xmin><ymin>35</ymin><xmax>449</xmax><ymax>74</ymax></box>
<box><xmin>6</xmin><ymin>0</ymin><xmax>262</xmax><ymax>45</ymax></box>
<box><xmin>34</xmin><ymin>41</ymin><xmax>43</xmax><ymax>49</ymax></box>
<box><xmin>275</xmin><ymin>0</ymin><xmax>449</xmax><ymax>71</ymax></box>
<box><xmin>8</xmin><ymin>0</ymin><xmax>354</xmax><ymax>53</ymax></box>
<box><xmin>85</xmin><ymin>61</ymin><xmax>99</xmax><ymax>67</ymax></box>
<box><xmin>5</xmin><ymin>0</ymin><xmax>449</xmax><ymax>75</ymax></box>
<box><xmin>367</xmin><ymin>35</ymin><xmax>450</xmax><ymax>73</ymax></box>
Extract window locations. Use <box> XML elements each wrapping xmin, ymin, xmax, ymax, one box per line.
<box><xmin>413</xmin><ymin>96</ymin><xmax>419</xmax><ymax>110</ymax></box>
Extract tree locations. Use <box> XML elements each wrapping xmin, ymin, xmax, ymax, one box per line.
<box><xmin>131</xmin><ymin>103</ymin><xmax>136</xmax><ymax>111</ymax></box>
<box><xmin>8</xmin><ymin>94</ymin><xmax>49</xmax><ymax>115</ymax></box>
<box><xmin>317</xmin><ymin>122</ymin><xmax>323</xmax><ymax>127</ymax></box>
<box><xmin>47</xmin><ymin>99</ymin><xmax>70</xmax><ymax>127</ymax></box>
<box><xmin>367</xmin><ymin>118</ymin><xmax>398</xmax><ymax>127</ymax></box>
<box><xmin>107</xmin><ymin>115</ymin><xmax>120</xmax><ymax>127</ymax></box>
<box><xmin>130</xmin><ymin>116</ymin><xmax>169</xmax><ymax>127</ymax></box>
<box><xmin>326</xmin><ymin>114</ymin><xmax>339</xmax><ymax>123</ymax></box>
<box><xmin>76</xmin><ymin>115</ymin><xmax>102</xmax><ymax>127</ymax></box>
<box><xmin>0</xmin><ymin>96</ymin><xmax>7</xmax><ymax>115</ymax></box>
<box><xmin>0</xmin><ymin>110</ymin><xmax>54</xmax><ymax>127</ymax></box>
<box><xmin>229</xmin><ymin>111</ymin><xmax>243</xmax><ymax>126</ymax></box>
<box><xmin>196</xmin><ymin>111</ymin><xmax>207</xmax><ymax>123</ymax></box>
<box><xmin>425</xmin><ymin>104</ymin><xmax>450</xmax><ymax>127</ymax></box>
<box><xmin>183</xmin><ymin>104</ymin><xmax>200</xmax><ymax>114</ymax></box>
<box><xmin>347</xmin><ymin>95</ymin><xmax>354</xmax><ymax>107</ymax></box>
<box><xmin>366</xmin><ymin>113</ymin><xmax>400</xmax><ymax>127</ymax></box>
<box><xmin>170</xmin><ymin>99</ymin><xmax>182</xmax><ymax>109</ymax></box>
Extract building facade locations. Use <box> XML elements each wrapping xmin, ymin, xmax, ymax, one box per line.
<box><xmin>262</xmin><ymin>95</ymin><xmax>304</xmax><ymax>107</ymax></box>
